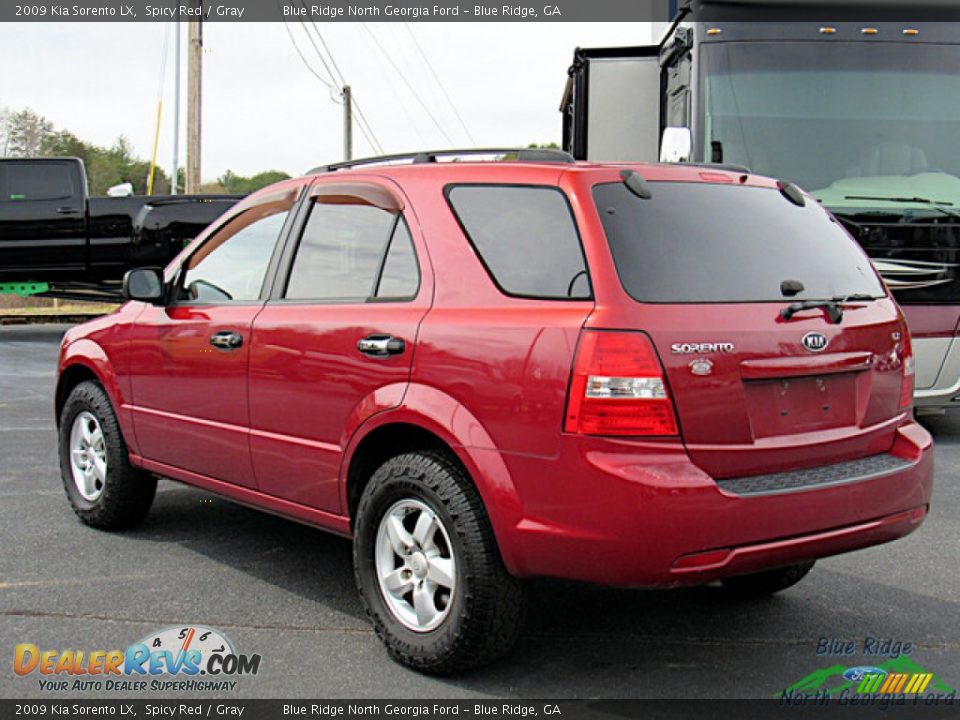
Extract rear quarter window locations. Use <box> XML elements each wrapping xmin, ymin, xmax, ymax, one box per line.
<box><xmin>445</xmin><ymin>185</ymin><xmax>591</xmax><ymax>299</ymax></box>
<box><xmin>593</xmin><ymin>181</ymin><xmax>886</xmax><ymax>303</ymax></box>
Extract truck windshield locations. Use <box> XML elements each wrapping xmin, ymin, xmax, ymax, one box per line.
<box><xmin>701</xmin><ymin>41</ymin><xmax>960</xmax><ymax>213</ymax></box>
<box><xmin>593</xmin><ymin>181</ymin><xmax>885</xmax><ymax>304</ymax></box>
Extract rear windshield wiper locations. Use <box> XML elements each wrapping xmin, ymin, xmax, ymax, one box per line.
<box><xmin>780</xmin><ymin>295</ymin><xmax>875</xmax><ymax>324</ymax></box>
<box><xmin>844</xmin><ymin>194</ymin><xmax>960</xmax><ymax>221</ymax></box>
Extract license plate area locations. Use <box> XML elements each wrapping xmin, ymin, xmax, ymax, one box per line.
<box><xmin>744</xmin><ymin>374</ymin><xmax>857</xmax><ymax>438</ymax></box>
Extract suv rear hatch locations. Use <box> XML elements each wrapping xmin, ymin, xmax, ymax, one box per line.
<box><xmin>591</xmin><ymin>178</ymin><xmax>912</xmax><ymax>478</ymax></box>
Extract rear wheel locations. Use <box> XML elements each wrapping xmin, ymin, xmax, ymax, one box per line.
<box><xmin>58</xmin><ymin>381</ymin><xmax>156</xmax><ymax>530</ymax></box>
<box><xmin>721</xmin><ymin>561</ymin><xmax>815</xmax><ymax>599</ymax></box>
<box><xmin>353</xmin><ymin>451</ymin><xmax>524</xmax><ymax>675</ymax></box>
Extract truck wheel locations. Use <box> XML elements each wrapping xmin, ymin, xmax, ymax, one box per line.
<box><xmin>353</xmin><ymin>451</ymin><xmax>524</xmax><ymax>675</ymax></box>
<box><xmin>58</xmin><ymin>381</ymin><xmax>156</xmax><ymax>530</ymax></box>
<box><xmin>721</xmin><ymin>561</ymin><xmax>815</xmax><ymax>599</ymax></box>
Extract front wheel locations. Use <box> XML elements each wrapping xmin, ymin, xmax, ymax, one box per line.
<box><xmin>720</xmin><ymin>561</ymin><xmax>816</xmax><ymax>599</ymax></box>
<box><xmin>58</xmin><ymin>380</ymin><xmax>157</xmax><ymax>530</ymax></box>
<box><xmin>353</xmin><ymin>451</ymin><xmax>524</xmax><ymax>675</ymax></box>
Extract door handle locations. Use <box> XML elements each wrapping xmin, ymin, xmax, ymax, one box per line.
<box><xmin>357</xmin><ymin>335</ymin><xmax>405</xmax><ymax>357</ymax></box>
<box><xmin>210</xmin><ymin>331</ymin><xmax>243</xmax><ymax>350</ymax></box>
<box><xmin>56</xmin><ymin>206</ymin><xmax>79</xmax><ymax>215</ymax></box>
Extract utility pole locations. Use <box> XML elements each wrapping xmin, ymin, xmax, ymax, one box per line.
<box><xmin>171</xmin><ymin>20</ymin><xmax>180</xmax><ymax>194</ymax></box>
<box><xmin>186</xmin><ymin>12</ymin><xmax>202</xmax><ymax>193</ymax></box>
<box><xmin>342</xmin><ymin>85</ymin><xmax>352</xmax><ymax>161</ymax></box>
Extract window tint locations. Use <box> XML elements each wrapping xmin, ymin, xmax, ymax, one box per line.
<box><xmin>2</xmin><ymin>162</ymin><xmax>75</xmax><ymax>202</ymax></box>
<box><xmin>593</xmin><ymin>182</ymin><xmax>886</xmax><ymax>303</ymax></box>
<box><xmin>181</xmin><ymin>202</ymin><xmax>290</xmax><ymax>303</ymax></box>
<box><xmin>285</xmin><ymin>201</ymin><xmax>397</xmax><ymax>301</ymax></box>
<box><xmin>375</xmin><ymin>221</ymin><xmax>419</xmax><ymax>299</ymax></box>
<box><xmin>446</xmin><ymin>186</ymin><xmax>590</xmax><ymax>299</ymax></box>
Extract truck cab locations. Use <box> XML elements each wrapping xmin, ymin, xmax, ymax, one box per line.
<box><xmin>0</xmin><ymin>157</ymin><xmax>241</xmax><ymax>295</ymax></box>
<box><xmin>0</xmin><ymin>158</ymin><xmax>88</xmax><ymax>278</ymax></box>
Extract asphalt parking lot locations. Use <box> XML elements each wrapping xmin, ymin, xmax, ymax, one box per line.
<box><xmin>1</xmin><ymin>323</ymin><xmax>958</xmax><ymax>699</ymax></box>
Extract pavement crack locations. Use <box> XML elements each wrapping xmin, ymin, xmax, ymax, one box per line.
<box><xmin>0</xmin><ymin>608</ymin><xmax>371</xmax><ymax>635</ymax></box>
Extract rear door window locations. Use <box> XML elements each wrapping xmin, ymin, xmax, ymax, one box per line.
<box><xmin>593</xmin><ymin>181</ymin><xmax>885</xmax><ymax>303</ymax></box>
<box><xmin>284</xmin><ymin>200</ymin><xmax>419</xmax><ymax>302</ymax></box>
<box><xmin>446</xmin><ymin>185</ymin><xmax>591</xmax><ymax>299</ymax></box>
<box><xmin>2</xmin><ymin>162</ymin><xmax>76</xmax><ymax>201</ymax></box>
<box><xmin>374</xmin><ymin>220</ymin><xmax>420</xmax><ymax>300</ymax></box>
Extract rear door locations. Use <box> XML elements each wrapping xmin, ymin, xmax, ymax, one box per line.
<box><xmin>247</xmin><ymin>179</ymin><xmax>431</xmax><ymax>513</ymax></box>
<box><xmin>591</xmin><ymin>177</ymin><xmax>909</xmax><ymax>478</ymax></box>
<box><xmin>0</xmin><ymin>159</ymin><xmax>86</xmax><ymax>276</ymax></box>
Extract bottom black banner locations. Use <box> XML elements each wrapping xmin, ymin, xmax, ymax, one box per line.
<box><xmin>2</xmin><ymin>699</ymin><xmax>960</xmax><ymax>720</ymax></box>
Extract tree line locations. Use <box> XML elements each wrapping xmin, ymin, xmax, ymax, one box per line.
<box><xmin>0</xmin><ymin>107</ymin><xmax>289</xmax><ymax>196</ymax></box>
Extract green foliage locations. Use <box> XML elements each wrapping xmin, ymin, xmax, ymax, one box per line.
<box><xmin>39</xmin><ymin>130</ymin><xmax>171</xmax><ymax>196</ymax></box>
<box><xmin>2</xmin><ymin>106</ymin><xmax>282</xmax><ymax>197</ymax></box>
<box><xmin>216</xmin><ymin>169</ymin><xmax>291</xmax><ymax>194</ymax></box>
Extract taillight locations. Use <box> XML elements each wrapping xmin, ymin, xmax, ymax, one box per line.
<box><xmin>564</xmin><ymin>330</ymin><xmax>679</xmax><ymax>436</ymax></box>
<box><xmin>899</xmin><ymin>329</ymin><xmax>915</xmax><ymax>409</ymax></box>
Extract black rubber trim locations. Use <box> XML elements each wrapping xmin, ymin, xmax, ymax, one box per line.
<box><xmin>717</xmin><ymin>453</ymin><xmax>913</xmax><ymax>497</ymax></box>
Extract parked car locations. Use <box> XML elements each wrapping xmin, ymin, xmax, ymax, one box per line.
<box><xmin>0</xmin><ymin>157</ymin><xmax>241</xmax><ymax>288</ymax></box>
<box><xmin>54</xmin><ymin>150</ymin><xmax>933</xmax><ymax>674</ymax></box>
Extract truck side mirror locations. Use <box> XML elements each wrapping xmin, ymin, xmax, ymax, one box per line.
<box><xmin>123</xmin><ymin>267</ymin><xmax>165</xmax><ymax>304</ymax></box>
<box><xmin>660</xmin><ymin>127</ymin><xmax>692</xmax><ymax>163</ymax></box>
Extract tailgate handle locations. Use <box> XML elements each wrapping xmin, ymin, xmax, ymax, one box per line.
<box><xmin>740</xmin><ymin>352</ymin><xmax>873</xmax><ymax>380</ymax></box>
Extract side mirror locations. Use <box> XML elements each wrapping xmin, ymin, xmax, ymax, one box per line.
<box><xmin>659</xmin><ymin>126</ymin><xmax>692</xmax><ymax>163</ymax></box>
<box><xmin>122</xmin><ymin>267</ymin><xmax>165</xmax><ymax>304</ymax></box>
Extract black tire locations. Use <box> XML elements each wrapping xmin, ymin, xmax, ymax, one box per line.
<box><xmin>720</xmin><ymin>560</ymin><xmax>815</xmax><ymax>599</ymax></box>
<box><xmin>353</xmin><ymin>451</ymin><xmax>524</xmax><ymax>675</ymax></box>
<box><xmin>58</xmin><ymin>380</ymin><xmax>156</xmax><ymax>530</ymax></box>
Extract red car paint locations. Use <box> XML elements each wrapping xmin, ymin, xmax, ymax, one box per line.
<box><xmin>56</xmin><ymin>160</ymin><xmax>933</xmax><ymax>587</ymax></box>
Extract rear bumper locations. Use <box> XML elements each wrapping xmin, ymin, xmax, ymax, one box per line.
<box><xmin>494</xmin><ymin>421</ymin><xmax>933</xmax><ymax>587</ymax></box>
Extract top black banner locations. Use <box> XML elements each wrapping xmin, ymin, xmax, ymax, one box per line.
<box><xmin>5</xmin><ymin>0</ymin><xmax>672</xmax><ymax>22</ymax></box>
<box><xmin>6</xmin><ymin>0</ymin><xmax>960</xmax><ymax>23</ymax></box>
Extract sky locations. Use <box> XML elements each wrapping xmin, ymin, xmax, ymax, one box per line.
<box><xmin>0</xmin><ymin>22</ymin><xmax>657</xmax><ymax>183</ymax></box>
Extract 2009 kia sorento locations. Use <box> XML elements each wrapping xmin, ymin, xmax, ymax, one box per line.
<box><xmin>55</xmin><ymin>149</ymin><xmax>933</xmax><ymax>674</ymax></box>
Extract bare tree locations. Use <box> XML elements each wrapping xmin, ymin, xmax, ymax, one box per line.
<box><xmin>4</xmin><ymin>108</ymin><xmax>54</xmax><ymax>157</ymax></box>
<box><xmin>0</xmin><ymin>108</ymin><xmax>10</xmax><ymax>157</ymax></box>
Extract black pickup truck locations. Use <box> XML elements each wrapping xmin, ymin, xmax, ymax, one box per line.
<box><xmin>0</xmin><ymin>157</ymin><xmax>242</xmax><ymax>294</ymax></box>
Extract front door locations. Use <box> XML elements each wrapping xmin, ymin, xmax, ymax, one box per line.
<box><xmin>128</xmin><ymin>187</ymin><xmax>298</xmax><ymax>487</ymax></box>
<box><xmin>248</xmin><ymin>180</ymin><xmax>430</xmax><ymax>512</ymax></box>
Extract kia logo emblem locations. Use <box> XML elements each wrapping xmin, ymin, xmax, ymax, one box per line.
<box><xmin>802</xmin><ymin>332</ymin><xmax>829</xmax><ymax>352</ymax></box>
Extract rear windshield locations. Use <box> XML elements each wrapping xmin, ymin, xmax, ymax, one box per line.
<box><xmin>593</xmin><ymin>181</ymin><xmax>886</xmax><ymax>303</ymax></box>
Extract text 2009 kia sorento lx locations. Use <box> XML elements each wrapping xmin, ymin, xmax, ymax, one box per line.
<box><xmin>55</xmin><ymin>151</ymin><xmax>933</xmax><ymax>674</ymax></box>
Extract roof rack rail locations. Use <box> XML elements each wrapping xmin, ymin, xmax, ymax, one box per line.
<box><xmin>307</xmin><ymin>147</ymin><xmax>576</xmax><ymax>174</ymax></box>
<box><xmin>673</xmin><ymin>161</ymin><xmax>752</xmax><ymax>174</ymax></box>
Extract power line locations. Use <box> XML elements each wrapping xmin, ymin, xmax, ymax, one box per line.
<box><xmin>361</xmin><ymin>23</ymin><xmax>456</xmax><ymax>147</ymax></box>
<box><xmin>403</xmin><ymin>23</ymin><xmax>475</xmax><ymax>145</ymax></box>
<box><xmin>281</xmin><ymin>18</ymin><xmax>383</xmax><ymax>155</ymax></box>
<box><xmin>351</xmin><ymin>98</ymin><xmax>385</xmax><ymax>155</ymax></box>
<box><xmin>298</xmin><ymin>18</ymin><xmax>385</xmax><ymax>154</ymax></box>
<box><xmin>297</xmin><ymin>20</ymin><xmax>341</xmax><ymax>91</ymax></box>
<box><xmin>281</xmin><ymin>19</ymin><xmax>334</xmax><ymax>90</ymax></box>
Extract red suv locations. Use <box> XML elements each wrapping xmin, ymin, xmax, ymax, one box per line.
<box><xmin>55</xmin><ymin>150</ymin><xmax>933</xmax><ymax>674</ymax></box>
